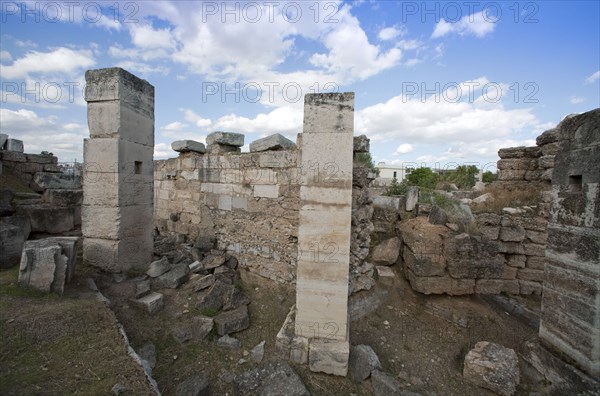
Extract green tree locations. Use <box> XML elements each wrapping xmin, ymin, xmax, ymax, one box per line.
<box><xmin>384</xmin><ymin>177</ymin><xmax>407</xmax><ymax>196</ymax></box>
<box><xmin>354</xmin><ymin>152</ymin><xmax>380</xmax><ymax>176</ymax></box>
<box><xmin>447</xmin><ymin>165</ymin><xmax>479</xmax><ymax>189</ymax></box>
<box><xmin>406</xmin><ymin>167</ymin><xmax>438</xmax><ymax>189</ymax></box>
<box><xmin>482</xmin><ymin>171</ymin><xmax>496</xmax><ymax>183</ymax></box>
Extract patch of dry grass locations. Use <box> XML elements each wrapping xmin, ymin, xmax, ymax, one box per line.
<box><xmin>471</xmin><ymin>184</ymin><xmax>543</xmax><ymax>214</ymax></box>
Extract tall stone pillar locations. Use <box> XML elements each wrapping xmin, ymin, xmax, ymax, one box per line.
<box><xmin>82</xmin><ymin>68</ymin><xmax>154</xmax><ymax>272</ymax></box>
<box><xmin>539</xmin><ymin>108</ymin><xmax>599</xmax><ymax>377</ymax></box>
<box><xmin>295</xmin><ymin>93</ymin><xmax>355</xmax><ymax>376</ymax></box>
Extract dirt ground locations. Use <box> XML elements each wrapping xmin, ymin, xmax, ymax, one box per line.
<box><xmin>0</xmin><ymin>259</ymin><xmax>582</xmax><ymax>396</ymax></box>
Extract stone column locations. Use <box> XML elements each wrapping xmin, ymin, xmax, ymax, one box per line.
<box><xmin>82</xmin><ymin>68</ymin><xmax>154</xmax><ymax>272</ymax></box>
<box><xmin>539</xmin><ymin>108</ymin><xmax>599</xmax><ymax>377</ymax></box>
<box><xmin>295</xmin><ymin>92</ymin><xmax>355</xmax><ymax>376</ymax></box>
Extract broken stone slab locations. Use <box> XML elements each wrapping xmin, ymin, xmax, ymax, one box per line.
<box><xmin>371</xmin><ymin>369</ymin><xmax>402</xmax><ymax>396</ymax></box>
<box><xmin>135</xmin><ymin>280</ymin><xmax>151</xmax><ymax>299</ymax></box>
<box><xmin>175</xmin><ymin>373</ymin><xmax>209</xmax><ymax>396</ymax></box>
<box><xmin>473</xmin><ymin>181</ymin><xmax>486</xmax><ymax>191</ymax></box>
<box><xmin>18</xmin><ymin>241</ymin><xmax>64</xmax><ymax>293</ymax></box>
<box><xmin>503</xmin><ymin>207</ymin><xmax>526</xmax><ymax>215</ymax></box>
<box><xmin>195</xmin><ymin>236</ymin><xmax>216</xmax><ymax>252</ymax></box>
<box><xmin>373</xmin><ymin>195</ymin><xmax>401</xmax><ymax>210</ymax></box>
<box><xmin>5</xmin><ymin>138</ymin><xmax>24</xmax><ymax>153</ymax></box>
<box><xmin>463</xmin><ymin>341</ymin><xmax>520</xmax><ymax>396</ymax></box>
<box><xmin>405</xmin><ymin>186</ymin><xmax>419</xmax><ymax>211</ymax></box>
<box><xmin>0</xmin><ymin>221</ymin><xmax>26</xmax><ymax>268</ymax></box>
<box><xmin>217</xmin><ymin>334</ymin><xmax>241</xmax><ymax>349</ymax></box>
<box><xmin>222</xmin><ymin>286</ymin><xmax>250</xmax><ymax>311</ymax></box>
<box><xmin>349</xmin><ymin>344</ymin><xmax>382</xmax><ymax>382</ymax></box>
<box><xmin>147</xmin><ymin>256</ymin><xmax>170</xmax><ymax>277</ymax></box>
<box><xmin>134</xmin><ymin>292</ymin><xmax>164</xmax><ymax>315</ymax></box>
<box><xmin>290</xmin><ymin>336</ymin><xmax>309</xmax><ymax>364</ymax></box>
<box><xmin>154</xmin><ymin>264</ymin><xmax>189</xmax><ymax>289</ymax></box>
<box><xmin>33</xmin><ymin>172</ymin><xmax>81</xmax><ymax>189</ymax></box>
<box><xmin>45</xmin><ymin>236</ymin><xmax>80</xmax><ymax>282</ymax></box>
<box><xmin>197</xmin><ymin>279</ymin><xmax>230</xmax><ymax>312</ymax></box>
<box><xmin>375</xmin><ymin>266</ymin><xmax>395</xmax><ymax>278</ymax></box>
<box><xmin>371</xmin><ymin>237</ymin><xmax>401</xmax><ymax>265</ymax></box>
<box><xmin>192</xmin><ymin>316</ymin><xmax>214</xmax><ymax>340</ymax></box>
<box><xmin>234</xmin><ymin>362</ymin><xmax>309</xmax><ymax>396</ymax></box>
<box><xmin>309</xmin><ymin>339</ymin><xmax>349</xmax><ymax>376</ymax></box>
<box><xmin>171</xmin><ymin>140</ymin><xmax>206</xmax><ymax>154</ymax></box>
<box><xmin>206</xmin><ymin>131</ymin><xmax>244</xmax><ymax>147</ymax></box>
<box><xmin>214</xmin><ymin>304</ymin><xmax>250</xmax><ymax>336</ymax></box>
<box><xmin>249</xmin><ymin>133</ymin><xmax>296</xmax><ymax>152</ymax></box>
<box><xmin>172</xmin><ymin>324</ymin><xmax>193</xmax><ymax>344</ymax></box>
<box><xmin>473</xmin><ymin>193</ymin><xmax>494</xmax><ymax>204</ymax></box>
<box><xmin>192</xmin><ymin>274</ymin><xmax>215</xmax><ymax>292</ymax></box>
<box><xmin>201</xmin><ymin>254</ymin><xmax>226</xmax><ymax>270</ymax></box>
<box><xmin>250</xmin><ymin>340</ymin><xmax>266</xmax><ymax>363</ymax></box>
<box><xmin>189</xmin><ymin>260</ymin><xmax>202</xmax><ymax>273</ymax></box>
<box><xmin>428</xmin><ymin>205</ymin><xmax>449</xmax><ymax>225</ymax></box>
<box><xmin>353</xmin><ymin>135</ymin><xmax>370</xmax><ymax>153</ymax></box>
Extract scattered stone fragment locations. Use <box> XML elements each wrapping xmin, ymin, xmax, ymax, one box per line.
<box><xmin>222</xmin><ymin>286</ymin><xmax>250</xmax><ymax>311</ymax></box>
<box><xmin>214</xmin><ymin>304</ymin><xmax>250</xmax><ymax>335</ymax></box>
<box><xmin>171</xmin><ymin>140</ymin><xmax>206</xmax><ymax>153</ymax></box>
<box><xmin>428</xmin><ymin>205</ymin><xmax>449</xmax><ymax>225</ymax></box>
<box><xmin>463</xmin><ymin>341</ymin><xmax>520</xmax><ymax>396</ymax></box>
<box><xmin>172</xmin><ymin>325</ymin><xmax>193</xmax><ymax>344</ymax></box>
<box><xmin>192</xmin><ymin>316</ymin><xmax>214</xmax><ymax>340</ymax></box>
<box><xmin>111</xmin><ymin>383</ymin><xmax>127</xmax><ymax>395</ymax></box>
<box><xmin>155</xmin><ymin>264</ymin><xmax>189</xmax><ymax>289</ymax></box>
<box><xmin>375</xmin><ymin>266</ymin><xmax>395</xmax><ymax>278</ymax></box>
<box><xmin>349</xmin><ymin>344</ymin><xmax>382</xmax><ymax>382</ymax></box>
<box><xmin>134</xmin><ymin>292</ymin><xmax>164</xmax><ymax>315</ymax></box>
<box><xmin>353</xmin><ymin>135</ymin><xmax>370</xmax><ymax>153</ymax></box>
<box><xmin>135</xmin><ymin>280</ymin><xmax>151</xmax><ymax>298</ymax></box>
<box><xmin>234</xmin><ymin>362</ymin><xmax>309</xmax><ymax>396</ymax></box>
<box><xmin>5</xmin><ymin>138</ymin><xmax>24</xmax><ymax>153</ymax></box>
<box><xmin>249</xmin><ymin>133</ymin><xmax>296</xmax><ymax>152</ymax></box>
<box><xmin>405</xmin><ymin>187</ymin><xmax>419</xmax><ymax>211</ymax></box>
<box><xmin>189</xmin><ymin>260</ymin><xmax>202</xmax><ymax>273</ymax></box>
<box><xmin>250</xmin><ymin>341</ymin><xmax>266</xmax><ymax>363</ymax></box>
<box><xmin>473</xmin><ymin>193</ymin><xmax>494</xmax><ymax>204</ymax></box>
<box><xmin>202</xmin><ymin>254</ymin><xmax>226</xmax><ymax>270</ymax></box>
<box><xmin>138</xmin><ymin>343</ymin><xmax>156</xmax><ymax>371</ymax></box>
<box><xmin>371</xmin><ymin>369</ymin><xmax>402</xmax><ymax>396</ymax></box>
<box><xmin>217</xmin><ymin>334</ymin><xmax>241</xmax><ymax>349</ymax></box>
<box><xmin>175</xmin><ymin>373</ymin><xmax>209</xmax><ymax>396</ymax></box>
<box><xmin>192</xmin><ymin>274</ymin><xmax>215</xmax><ymax>292</ymax></box>
<box><xmin>309</xmin><ymin>339</ymin><xmax>349</xmax><ymax>376</ymax></box>
<box><xmin>503</xmin><ymin>207</ymin><xmax>525</xmax><ymax>215</ymax></box>
<box><xmin>18</xmin><ymin>241</ymin><xmax>64</xmax><ymax>293</ymax></box>
<box><xmin>197</xmin><ymin>279</ymin><xmax>230</xmax><ymax>311</ymax></box>
<box><xmin>194</xmin><ymin>236</ymin><xmax>217</xmax><ymax>252</ymax></box>
<box><xmin>147</xmin><ymin>256</ymin><xmax>170</xmax><ymax>277</ymax></box>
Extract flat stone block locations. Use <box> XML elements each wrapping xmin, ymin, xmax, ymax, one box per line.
<box><xmin>135</xmin><ymin>292</ymin><xmax>164</xmax><ymax>315</ymax></box>
<box><xmin>18</xmin><ymin>241</ymin><xmax>62</xmax><ymax>293</ymax></box>
<box><xmin>308</xmin><ymin>339</ymin><xmax>349</xmax><ymax>376</ymax></box>
<box><xmin>86</xmin><ymin>101</ymin><xmax>154</xmax><ymax>146</ymax></box>
<box><xmin>253</xmin><ymin>184</ymin><xmax>279</xmax><ymax>198</ymax></box>
<box><xmin>250</xmin><ymin>133</ymin><xmax>296</xmax><ymax>152</ymax></box>
<box><xmin>82</xmin><ymin>204</ymin><xmax>153</xmax><ymax>240</ymax></box>
<box><xmin>214</xmin><ymin>305</ymin><xmax>250</xmax><ymax>336</ymax></box>
<box><xmin>172</xmin><ymin>140</ymin><xmax>206</xmax><ymax>153</ymax></box>
<box><xmin>83</xmin><ymin>237</ymin><xmax>152</xmax><ymax>272</ymax></box>
<box><xmin>6</xmin><ymin>139</ymin><xmax>24</xmax><ymax>152</ymax></box>
<box><xmin>206</xmin><ymin>131</ymin><xmax>244</xmax><ymax>147</ymax></box>
<box><xmin>217</xmin><ymin>195</ymin><xmax>232</xmax><ymax>211</ymax></box>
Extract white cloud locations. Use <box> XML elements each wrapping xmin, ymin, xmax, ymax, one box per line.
<box><xmin>378</xmin><ymin>26</ymin><xmax>404</xmax><ymax>41</ymax></box>
<box><xmin>395</xmin><ymin>143</ymin><xmax>414</xmax><ymax>154</ymax></box>
<box><xmin>182</xmin><ymin>109</ymin><xmax>213</xmax><ymax>128</ymax></box>
<box><xmin>585</xmin><ymin>70</ymin><xmax>600</xmax><ymax>84</ymax></box>
<box><xmin>154</xmin><ymin>143</ymin><xmax>174</xmax><ymax>159</ymax></box>
<box><xmin>210</xmin><ymin>106</ymin><xmax>302</xmax><ymax>139</ymax></box>
<box><xmin>0</xmin><ymin>50</ymin><xmax>12</xmax><ymax>61</ymax></box>
<box><xmin>432</xmin><ymin>11</ymin><xmax>496</xmax><ymax>38</ymax></box>
<box><xmin>570</xmin><ymin>96</ymin><xmax>584</xmax><ymax>104</ymax></box>
<box><xmin>15</xmin><ymin>39</ymin><xmax>37</xmax><ymax>48</ymax></box>
<box><xmin>130</xmin><ymin>25</ymin><xmax>176</xmax><ymax>49</ymax></box>
<box><xmin>1</xmin><ymin>47</ymin><xmax>95</xmax><ymax>79</ymax></box>
<box><xmin>114</xmin><ymin>60</ymin><xmax>170</xmax><ymax>76</ymax></box>
<box><xmin>0</xmin><ymin>108</ymin><xmax>87</xmax><ymax>160</ymax></box>
<box><xmin>161</xmin><ymin>121</ymin><xmax>188</xmax><ymax>131</ymax></box>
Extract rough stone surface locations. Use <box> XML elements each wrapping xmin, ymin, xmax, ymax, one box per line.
<box><xmin>371</xmin><ymin>237</ymin><xmax>401</xmax><ymax>265</ymax></box>
<box><xmin>134</xmin><ymin>292</ymin><xmax>164</xmax><ymax>315</ymax></box>
<box><xmin>155</xmin><ymin>264</ymin><xmax>189</xmax><ymax>289</ymax></box>
<box><xmin>249</xmin><ymin>340</ymin><xmax>266</xmax><ymax>363</ymax></box>
<box><xmin>5</xmin><ymin>138</ymin><xmax>24</xmax><ymax>152</ymax></box>
<box><xmin>353</xmin><ymin>135</ymin><xmax>370</xmax><ymax>153</ymax></box>
<box><xmin>405</xmin><ymin>187</ymin><xmax>419</xmax><ymax>211</ymax></box>
<box><xmin>234</xmin><ymin>362</ymin><xmax>309</xmax><ymax>396</ymax></box>
<box><xmin>428</xmin><ymin>205</ymin><xmax>449</xmax><ymax>225</ymax></box>
<box><xmin>0</xmin><ymin>221</ymin><xmax>26</xmax><ymax>268</ymax></box>
<box><xmin>206</xmin><ymin>131</ymin><xmax>244</xmax><ymax>147</ymax></box>
<box><xmin>249</xmin><ymin>133</ymin><xmax>295</xmax><ymax>152</ymax></box>
<box><xmin>18</xmin><ymin>242</ymin><xmax>63</xmax><ymax>292</ymax></box>
<box><xmin>214</xmin><ymin>304</ymin><xmax>250</xmax><ymax>335</ymax></box>
<box><xmin>309</xmin><ymin>339</ymin><xmax>350</xmax><ymax>376</ymax></box>
<box><xmin>147</xmin><ymin>256</ymin><xmax>170</xmax><ymax>277</ymax></box>
<box><xmin>172</xmin><ymin>140</ymin><xmax>206</xmax><ymax>153</ymax></box>
<box><xmin>348</xmin><ymin>344</ymin><xmax>381</xmax><ymax>382</ymax></box>
<box><xmin>217</xmin><ymin>334</ymin><xmax>241</xmax><ymax>349</ymax></box>
<box><xmin>175</xmin><ymin>373</ymin><xmax>209</xmax><ymax>396</ymax></box>
<box><xmin>463</xmin><ymin>341</ymin><xmax>520</xmax><ymax>396</ymax></box>
<box><xmin>371</xmin><ymin>369</ymin><xmax>402</xmax><ymax>396</ymax></box>
<box><xmin>192</xmin><ymin>316</ymin><xmax>214</xmax><ymax>340</ymax></box>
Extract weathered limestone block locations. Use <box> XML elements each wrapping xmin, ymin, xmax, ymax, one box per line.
<box><xmin>17</xmin><ymin>238</ymin><xmax>78</xmax><ymax>294</ymax></box>
<box><xmin>214</xmin><ymin>304</ymin><xmax>250</xmax><ymax>335</ymax></box>
<box><xmin>134</xmin><ymin>292</ymin><xmax>164</xmax><ymax>315</ymax></box>
<box><xmin>5</xmin><ymin>139</ymin><xmax>24</xmax><ymax>153</ymax></box>
<box><xmin>463</xmin><ymin>341</ymin><xmax>520</xmax><ymax>396</ymax></box>
<box><xmin>445</xmin><ymin>234</ymin><xmax>504</xmax><ymax>279</ymax></box>
<box><xmin>407</xmin><ymin>270</ymin><xmax>475</xmax><ymax>295</ymax></box>
<box><xmin>500</xmin><ymin>224</ymin><xmax>526</xmax><ymax>242</ymax></box>
<box><xmin>405</xmin><ymin>186</ymin><xmax>418</xmax><ymax>211</ymax></box>
<box><xmin>308</xmin><ymin>339</ymin><xmax>349</xmax><ymax>376</ymax></box>
<box><xmin>498</xmin><ymin>146</ymin><xmax>541</xmax><ymax>159</ymax></box>
<box><xmin>371</xmin><ymin>237</ymin><xmax>401</xmax><ymax>265</ymax></box>
<box><xmin>171</xmin><ymin>140</ymin><xmax>206</xmax><ymax>153</ymax></box>
<box><xmin>206</xmin><ymin>131</ymin><xmax>244</xmax><ymax>147</ymax></box>
<box><xmin>536</xmin><ymin>127</ymin><xmax>560</xmax><ymax>146</ymax></box>
<box><xmin>372</xmin><ymin>196</ymin><xmax>400</xmax><ymax>210</ymax></box>
<box><xmin>475</xmin><ymin>279</ymin><xmax>520</xmax><ymax>294</ymax></box>
<box><xmin>348</xmin><ymin>344</ymin><xmax>381</xmax><ymax>382</ymax></box>
<box><xmin>21</xmin><ymin>205</ymin><xmax>75</xmax><ymax>234</ymax></box>
<box><xmin>249</xmin><ymin>133</ymin><xmax>296</xmax><ymax>152</ymax></box>
<box><xmin>497</xmin><ymin>158</ymin><xmax>538</xmax><ymax>171</ymax></box>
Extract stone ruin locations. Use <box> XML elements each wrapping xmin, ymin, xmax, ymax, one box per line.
<box><xmin>1</xmin><ymin>67</ymin><xmax>598</xmax><ymax>391</ymax></box>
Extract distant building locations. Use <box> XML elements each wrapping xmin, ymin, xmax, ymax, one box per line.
<box><xmin>374</xmin><ymin>162</ymin><xmax>412</xmax><ymax>186</ymax></box>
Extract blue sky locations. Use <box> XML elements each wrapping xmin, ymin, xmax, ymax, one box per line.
<box><xmin>1</xmin><ymin>1</ymin><xmax>599</xmax><ymax>171</ymax></box>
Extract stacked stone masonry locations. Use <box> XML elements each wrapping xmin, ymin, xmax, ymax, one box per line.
<box><xmin>83</xmin><ymin>68</ymin><xmax>155</xmax><ymax>272</ymax></box>
<box><xmin>539</xmin><ymin>108</ymin><xmax>600</xmax><ymax>378</ymax></box>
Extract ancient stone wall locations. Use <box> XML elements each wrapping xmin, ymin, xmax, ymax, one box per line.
<box><xmin>154</xmin><ymin>149</ymin><xmax>301</xmax><ymax>283</ymax></box>
<box><xmin>539</xmin><ymin>108</ymin><xmax>600</xmax><ymax>377</ymax></box>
